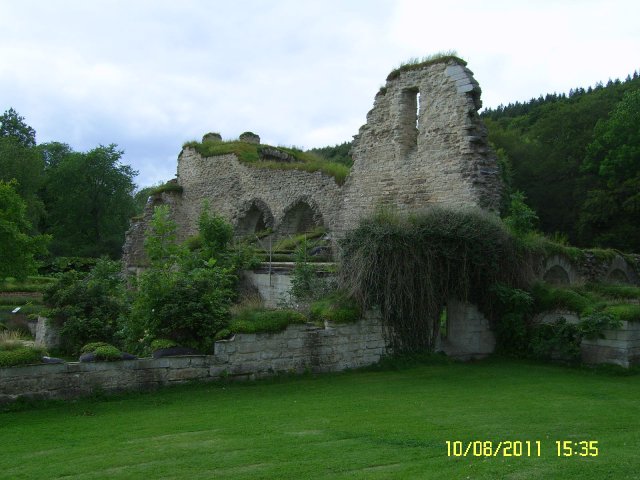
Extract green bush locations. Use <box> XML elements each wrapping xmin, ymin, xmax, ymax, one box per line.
<box><xmin>529</xmin><ymin>317</ymin><xmax>582</xmax><ymax>362</ymax></box>
<box><xmin>123</xmin><ymin>206</ymin><xmax>240</xmax><ymax>353</ymax></box>
<box><xmin>224</xmin><ymin>308</ymin><xmax>306</xmax><ymax>336</ymax></box>
<box><xmin>80</xmin><ymin>342</ymin><xmax>112</xmax><ymax>354</ymax></box>
<box><xmin>42</xmin><ymin>258</ymin><xmax>127</xmax><ymax>355</ymax></box>
<box><xmin>93</xmin><ymin>345</ymin><xmax>122</xmax><ymax>361</ymax></box>
<box><xmin>491</xmin><ymin>284</ymin><xmax>534</xmax><ymax>355</ymax></box>
<box><xmin>579</xmin><ymin>312</ymin><xmax>622</xmax><ymax>339</ymax></box>
<box><xmin>531</xmin><ymin>282</ymin><xmax>593</xmax><ymax>314</ymax></box>
<box><xmin>602</xmin><ymin>304</ymin><xmax>640</xmax><ymax>323</ymax></box>
<box><xmin>150</xmin><ymin>338</ymin><xmax>179</xmax><ymax>351</ymax></box>
<box><xmin>310</xmin><ymin>293</ymin><xmax>360</xmax><ymax>324</ymax></box>
<box><xmin>0</xmin><ymin>347</ymin><xmax>44</xmax><ymax>367</ymax></box>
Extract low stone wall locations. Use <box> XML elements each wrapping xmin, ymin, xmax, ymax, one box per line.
<box><xmin>535</xmin><ymin>310</ymin><xmax>640</xmax><ymax>367</ymax></box>
<box><xmin>0</xmin><ymin>315</ymin><xmax>387</xmax><ymax>404</ymax></box>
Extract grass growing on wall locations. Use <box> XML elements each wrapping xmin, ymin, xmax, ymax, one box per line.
<box><xmin>2</xmin><ymin>360</ymin><xmax>640</xmax><ymax>479</ymax></box>
<box><xmin>215</xmin><ymin>307</ymin><xmax>307</xmax><ymax>340</ymax></box>
<box><xmin>182</xmin><ymin>140</ymin><xmax>350</xmax><ymax>185</ymax></box>
<box><xmin>386</xmin><ymin>51</ymin><xmax>467</xmax><ymax>81</ymax></box>
<box><xmin>531</xmin><ymin>282</ymin><xmax>640</xmax><ymax>322</ymax></box>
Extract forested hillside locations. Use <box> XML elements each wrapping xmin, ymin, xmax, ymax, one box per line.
<box><xmin>482</xmin><ymin>73</ymin><xmax>640</xmax><ymax>252</ymax></box>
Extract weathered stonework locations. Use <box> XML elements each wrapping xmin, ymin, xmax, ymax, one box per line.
<box><xmin>338</xmin><ymin>61</ymin><xmax>500</xmax><ymax>235</ymax></box>
<box><xmin>123</xmin><ymin>58</ymin><xmax>500</xmax><ymax>269</ymax></box>
<box><xmin>538</xmin><ymin>253</ymin><xmax>639</xmax><ymax>286</ymax></box>
<box><xmin>0</xmin><ymin>317</ymin><xmax>386</xmax><ymax>404</ymax></box>
<box><xmin>170</xmin><ymin>150</ymin><xmax>344</xmax><ymax>241</ymax></box>
<box><xmin>535</xmin><ymin>310</ymin><xmax>640</xmax><ymax>367</ymax></box>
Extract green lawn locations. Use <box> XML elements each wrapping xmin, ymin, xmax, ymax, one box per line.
<box><xmin>1</xmin><ymin>359</ymin><xmax>639</xmax><ymax>479</ymax></box>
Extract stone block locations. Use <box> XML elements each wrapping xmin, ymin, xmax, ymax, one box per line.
<box><xmin>287</xmin><ymin>338</ymin><xmax>304</xmax><ymax>349</ymax></box>
<box><xmin>236</xmin><ymin>341</ymin><xmax>260</xmax><ymax>354</ymax></box>
<box><xmin>165</xmin><ymin>367</ymin><xmax>208</xmax><ymax>382</ymax></box>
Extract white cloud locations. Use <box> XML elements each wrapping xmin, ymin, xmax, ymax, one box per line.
<box><xmin>0</xmin><ymin>0</ymin><xmax>637</xmax><ymax>186</ymax></box>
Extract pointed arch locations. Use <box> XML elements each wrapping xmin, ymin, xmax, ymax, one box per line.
<box><xmin>236</xmin><ymin>198</ymin><xmax>274</xmax><ymax>236</ymax></box>
<box><xmin>278</xmin><ymin>197</ymin><xmax>324</xmax><ymax>236</ymax></box>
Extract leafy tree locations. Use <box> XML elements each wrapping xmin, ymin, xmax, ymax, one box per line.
<box><xmin>484</xmin><ymin>73</ymin><xmax>640</xmax><ymax>248</ymax></box>
<box><xmin>578</xmin><ymin>90</ymin><xmax>640</xmax><ymax>251</ymax></box>
<box><xmin>0</xmin><ymin>109</ymin><xmax>45</xmax><ymax>229</ymax></box>
<box><xmin>43</xmin><ymin>144</ymin><xmax>137</xmax><ymax>257</ymax></box>
<box><xmin>124</xmin><ymin>206</ymin><xmax>239</xmax><ymax>353</ymax></box>
<box><xmin>42</xmin><ymin>258</ymin><xmax>127</xmax><ymax>354</ymax></box>
<box><xmin>503</xmin><ymin>191</ymin><xmax>539</xmax><ymax>235</ymax></box>
<box><xmin>38</xmin><ymin>141</ymin><xmax>73</xmax><ymax>169</ymax></box>
<box><xmin>0</xmin><ymin>180</ymin><xmax>50</xmax><ymax>280</ymax></box>
<box><xmin>308</xmin><ymin>141</ymin><xmax>352</xmax><ymax>167</ymax></box>
<box><xmin>132</xmin><ymin>185</ymin><xmax>158</xmax><ymax>215</ymax></box>
<box><xmin>0</xmin><ymin>108</ymin><xmax>36</xmax><ymax>148</ymax></box>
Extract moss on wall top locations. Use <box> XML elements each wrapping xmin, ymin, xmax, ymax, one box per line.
<box><xmin>386</xmin><ymin>53</ymin><xmax>467</xmax><ymax>81</ymax></box>
<box><xmin>182</xmin><ymin>140</ymin><xmax>350</xmax><ymax>185</ymax></box>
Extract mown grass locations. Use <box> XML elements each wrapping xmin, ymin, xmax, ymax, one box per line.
<box><xmin>1</xmin><ymin>359</ymin><xmax>639</xmax><ymax>479</ymax></box>
<box><xmin>182</xmin><ymin>140</ymin><xmax>350</xmax><ymax>185</ymax></box>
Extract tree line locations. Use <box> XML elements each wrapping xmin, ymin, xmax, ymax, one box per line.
<box><xmin>483</xmin><ymin>72</ymin><xmax>640</xmax><ymax>252</ymax></box>
<box><xmin>1</xmin><ymin>108</ymin><xmax>138</xmax><ymax>278</ymax></box>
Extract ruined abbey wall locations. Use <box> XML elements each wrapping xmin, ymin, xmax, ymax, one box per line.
<box><xmin>123</xmin><ymin>58</ymin><xmax>501</xmax><ymax>269</ymax></box>
<box><xmin>339</xmin><ymin>62</ymin><xmax>500</xmax><ymax>234</ymax></box>
<box><xmin>173</xmin><ymin>151</ymin><xmax>343</xmax><ymax>241</ymax></box>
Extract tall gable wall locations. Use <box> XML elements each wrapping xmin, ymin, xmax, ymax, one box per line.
<box><xmin>338</xmin><ymin>60</ymin><xmax>500</xmax><ymax>235</ymax></box>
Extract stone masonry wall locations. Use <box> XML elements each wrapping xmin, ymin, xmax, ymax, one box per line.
<box><xmin>338</xmin><ymin>60</ymin><xmax>500</xmax><ymax>236</ymax></box>
<box><xmin>122</xmin><ymin>190</ymin><xmax>183</xmax><ymax>274</ymax></box>
<box><xmin>123</xmin><ymin>58</ymin><xmax>501</xmax><ymax>271</ymax></box>
<box><xmin>535</xmin><ymin>310</ymin><xmax>640</xmax><ymax>367</ymax></box>
<box><xmin>173</xmin><ymin>151</ymin><xmax>343</xmax><ymax>242</ymax></box>
<box><xmin>0</xmin><ymin>316</ymin><xmax>386</xmax><ymax>403</ymax></box>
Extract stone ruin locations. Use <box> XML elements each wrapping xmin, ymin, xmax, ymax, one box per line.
<box><xmin>123</xmin><ymin>57</ymin><xmax>501</xmax><ymax>270</ymax></box>
<box><xmin>121</xmin><ymin>57</ymin><xmax>639</xmax><ymax>366</ymax></box>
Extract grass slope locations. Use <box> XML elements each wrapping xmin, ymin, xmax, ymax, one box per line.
<box><xmin>1</xmin><ymin>359</ymin><xmax>639</xmax><ymax>479</ymax></box>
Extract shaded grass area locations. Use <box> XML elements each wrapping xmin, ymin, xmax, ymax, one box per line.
<box><xmin>1</xmin><ymin>359</ymin><xmax>639</xmax><ymax>479</ymax></box>
<box><xmin>182</xmin><ymin>140</ymin><xmax>350</xmax><ymax>185</ymax></box>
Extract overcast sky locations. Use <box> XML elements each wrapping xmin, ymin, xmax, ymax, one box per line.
<box><xmin>1</xmin><ymin>0</ymin><xmax>638</xmax><ymax>188</ymax></box>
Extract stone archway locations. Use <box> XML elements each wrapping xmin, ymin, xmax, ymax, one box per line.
<box><xmin>236</xmin><ymin>199</ymin><xmax>274</xmax><ymax>236</ymax></box>
<box><xmin>607</xmin><ymin>268</ymin><xmax>630</xmax><ymax>284</ymax></box>
<box><xmin>278</xmin><ymin>198</ymin><xmax>324</xmax><ymax>236</ymax></box>
<box><xmin>543</xmin><ymin>265</ymin><xmax>571</xmax><ymax>286</ymax></box>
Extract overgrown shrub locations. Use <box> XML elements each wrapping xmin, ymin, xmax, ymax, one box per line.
<box><xmin>340</xmin><ymin>207</ymin><xmax>530</xmax><ymax>353</ymax></box>
<box><xmin>42</xmin><ymin>259</ymin><xmax>127</xmax><ymax>355</ymax></box>
<box><xmin>529</xmin><ymin>317</ymin><xmax>582</xmax><ymax>361</ymax></box>
<box><xmin>80</xmin><ymin>342</ymin><xmax>113</xmax><ymax>354</ymax></box>
<box><xmin>150</xmin><ymin>338</ymin><xmax>178</xmax><ymax>351</ymax></box>
<box><xmin>491</xmin><ymin>284</ymin><xmax>533</xmax><ymax>355</ymax></box>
